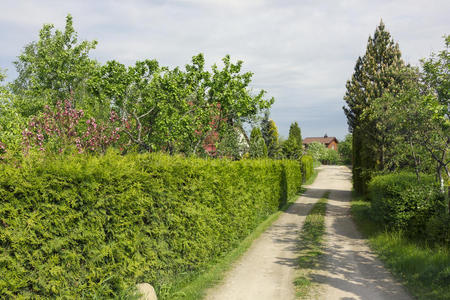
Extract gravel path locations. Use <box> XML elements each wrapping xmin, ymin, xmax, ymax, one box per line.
<box><xmin>205</xmin><ymin>165</ymin><xmax>411</xmax><ymax>300</ymax></box>
<box><xmin>312</xmin><ymin>166</ymin><xmax>411</xmax><ymax>300</ymax></box>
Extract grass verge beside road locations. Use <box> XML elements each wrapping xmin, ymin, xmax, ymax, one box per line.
<box><xmin>351</xmin><ymin>198</ymin><xmax>450</xmax><ymax>300</ymax></box>
<box><xmin>294</xmin><ymin>191</ymin><xmax>329</xmax><ymax>298</ymax></box>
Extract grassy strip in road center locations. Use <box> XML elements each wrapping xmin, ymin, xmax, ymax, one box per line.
<box><xmin>294</xmin><ymin>191</ymin><xmax>329</xmax><ymax>299</ymax></box>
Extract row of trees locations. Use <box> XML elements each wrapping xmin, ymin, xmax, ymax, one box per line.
<box><xmin>248</xmin><ymin>114</ymin><xmax>304</xmax><ymax>160</ymax></box>
<box><xmin>343</xmin><ymin>21</ymin><xmax>448</xmax><ymax>200</ymax></box>
<box><xmin>0</xmin><ymin>15</ymin><xmax>275</xmax><ymax>160</ymax></box>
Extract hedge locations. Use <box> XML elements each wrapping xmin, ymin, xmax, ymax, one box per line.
<box><xmin>301</xmin><ymin>155</ymin><xmax>314</xmax><ymax>182</ymax></box>
<box><xmin>0</xmin><ymin>152</ymin><xmax>302</xmax><ymax>298</ymax></box>
<box><xmin>368</xmin><ymin>172</ymin><xmax>449</xmax><ymax>244</ymax></box>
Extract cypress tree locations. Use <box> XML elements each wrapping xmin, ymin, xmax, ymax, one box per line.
<box><xmin>249</xmin><ymin>127</ymin><xmax>267</xmax><ymax>158</ymax></box>
<box><xmin>343</xmin><ymin>20</ymin><xmax>405</xmax><ymax>195</ymax></box>
<box><xmin>266</xmin><ymin>119</ymin><xmax>280</xmax><ymax>158</ymax></box>
<box><xmin>288</xmin><ymin>122</ymin><xmax>302</xmax><ymax>149</ymax></box>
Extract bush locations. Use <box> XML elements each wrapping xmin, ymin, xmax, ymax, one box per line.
<box><xmin>301</xmin><ymin>155</ymin><xmax>314</xmax><ymax>182</ymax></box>
<box><xmin>0</xmin><ymin>152</ymin><xmax>302</xmax><ymax>298</ymax></box>
<box><xmin>368</xmin><ymin>172</ymin><xmax>446</xmax><ymax>242</ymax></box>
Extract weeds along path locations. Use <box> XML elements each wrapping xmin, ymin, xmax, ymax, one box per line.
<box><xmin>310</xmin><ymin>165</ymin><xmax>412</xmax><ymax>300</ymax></box>
<box><xmin>204</xmin><ymin>167</ymin><xmax>329</xmax><ymax>300</ymax></box>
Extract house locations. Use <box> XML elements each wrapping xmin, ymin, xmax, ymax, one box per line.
<box><xmin>302</xmin><ymin>134</ymin><xmax>339</xmax><ymax>151</ymax></box>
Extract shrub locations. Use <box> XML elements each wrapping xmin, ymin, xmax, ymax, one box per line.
<box><xmin>301</xmin><ymin>155</ymin><xmax>314</xmax><ymax>182</ymax></box>
<box><xmin>0</xmin><ymin>152</ymin><xmax>301</xmax><ymax>298</ymax></box>
<box><xmin>368</xmin><ymin>172</ymin><xmax>446</xmax><ymax>241</ymax></box>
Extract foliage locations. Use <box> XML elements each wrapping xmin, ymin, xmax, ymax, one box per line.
<box><xmin>338</xmin><ymin>134</ymin><xmax>352</xmax><ymax>165</ymax></box>
<box><xmin>12</xmin><ymin>14</ymin><xmax>98</xmax><ymax>110</ymax></box>
<box><xmin>0</xmin><ymin>70</ymin><xmax>26</xmax><ymax>160</ymax></box>
<box><xmin>301</xmin><ymin>155</ymin><xmax>314</xmax><ymax>182</ymax></box>
<box><xmin>306</xmin><ymin>142</ymin><xmax>327</xmax><ymax>162</ymax></box>
<box><xmin>351</xmin><ymin>200</ymin><xmax>450</xmax><ymax>300</ymax></box>
<box><xmin>343</xmin><ymin>21</ymin><xmax>405</xmax><ymax>195</ymax></box>
<box><xmin>5</xmin><ymin>15</ymin><xmax>274</xmax><ymax>157</ymax></box>
<box><xmin>281</xmin><ymin>122</ymin><xmax>302</xmax><ymax>160</ymax></box>
<box><xmin>249</xmin><ymin>127</ymin><xmax>267</xmax><ymax>158</ymax></box>
<box><xmin>289</xmin><ymin>122</ymin><xmax>302</xmax><ymax>146</ymax></box>
<box><xmin>0</xmin><ymin>152</ymin><xmax>302</xmax><ymax>298</ymax></box>
<box><xmin>22</xmin><ymin>100</ymin><xmax>124</xmax><ymax>154</ymax></box>
<box><xmin>215</xmin><ymin>125</ymin><xmax>248</xmax><ymax>160</ymax></box>
<box><xmin>369</xmin><ymin>172</ymin><xmax>448</xmax><ymax>243</ymax></box>
<box><xmin>264</xmin><ymin>119</ymin><xmax>280</xmax><ymax>158</ymax></box>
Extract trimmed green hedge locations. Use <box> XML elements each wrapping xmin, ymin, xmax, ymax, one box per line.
<box><xmin>301</xmin><ymin>155</ymin><xmax>314</xmax><ymax>182</ymax></box>
<box><xmin>369</xmin><ymin>172</ymin><xmax>448</xmax><ymax>244</ymax></box>
<box><xmin>0</xmin><ymin>152</ymin><xmax>302</xmax><ymax>298</ymax></box>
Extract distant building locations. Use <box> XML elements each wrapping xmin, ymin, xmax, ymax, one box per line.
<box><xmin>302</xmin><ymin>134</ymin><xmax>338</xmax><ymax>151</ymax></box>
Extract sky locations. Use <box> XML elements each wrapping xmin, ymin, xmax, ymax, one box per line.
<box><xmin>0</xmin><ymin>0</ymin><xmax>449</xmax><ymax>140</ymax></box>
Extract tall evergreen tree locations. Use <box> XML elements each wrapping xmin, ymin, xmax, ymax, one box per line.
<box><xmin>343</xmin><ymin>20</ymin><xmax>405</xmax><ymax>194</ymax></box>
<box><xmin>266</xmin><ymin>119</ymin><xmax>280</xmax><ymax>158</ymax></box>
<box><xmin>249</xmin><ymin>127</ymin><xmax>267</xmax><ymax>158</ymax></box>
<box><xmin>282</xmin><ymin>122</ymin><xmax>303</xmax><ymax>159</ymax></box>
<box><xmin>288</xmin><ymin>122</ymin><xmax>302</xmax><ymax>148</ymax></box>
<box><xmin>260</xmin><ymin>110</ymin><xmax>270</xmax><ymax>147</ymax></box>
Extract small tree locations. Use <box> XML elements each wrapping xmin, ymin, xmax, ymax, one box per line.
<box><xmin>266</xmin><ymin>119</ymin><xmax>280</xmax><ymax>158</ymax></box>
<box><xmin>249</xmin><ymin>127</ymin><xmax>267</xmax><ymax>158</ymax></box>
<box><xmin>282</xmin><ymin>122</ymin><xmax>302</xmax><ymax>159</ymax></box>
<box><xmin>13</xmin><ymin>14</ymin><xmax>98</xmax><ymax>110</ymax></box>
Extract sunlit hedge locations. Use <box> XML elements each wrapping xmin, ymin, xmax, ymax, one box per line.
<box><xmin>0</xmin><ymin>152</ymin><xmax>301</xmax><ymax>298</ymax></box>
<box><xmin>301</xmin><ymin>155</ymin><xmax>314</xmax><ymax>182</ymax></box>
<box><xmin>369</xmin><ymin>172</ymin><xmax>448</xmax><ymax>244</ymax></box>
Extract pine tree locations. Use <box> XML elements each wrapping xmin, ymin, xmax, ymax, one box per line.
<box><xmin>343</xmin><ymin>20</ymin><xmax>405</xmax><ymax>195</ymax></box>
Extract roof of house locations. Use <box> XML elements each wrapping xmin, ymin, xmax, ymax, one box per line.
<box><xmin>302</xmin><ymin>136</ymin><xmax>338</xmax><ymax>145</ymax></box>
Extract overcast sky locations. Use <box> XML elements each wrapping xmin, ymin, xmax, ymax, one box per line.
<box><xmin>1</xmin><ymin>0</ymin><xmax>448</xmax><ymax>140</ymax></box>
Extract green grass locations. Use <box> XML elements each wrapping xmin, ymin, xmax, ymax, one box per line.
<box><xmin>351</xmin><ymin>198</ymin><xmax>450</xmax><ymax>300</ymax></box>
<box><xmin>162</xmin><ymin>187</ymin><xmax>317</xmax><ymax>300</ymax></box>
<box><xmin>294</xmin><ymin>191</ymin><xmax>329</xmax><ymax>298</ymax></box>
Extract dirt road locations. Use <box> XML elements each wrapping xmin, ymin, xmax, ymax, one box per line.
<box><xmin>205</xmin><ymin>165</ymin><xmax>411</xmax><ymax>300</ymax></box>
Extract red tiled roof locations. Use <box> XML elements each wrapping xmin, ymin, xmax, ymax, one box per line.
<box><xmin>303</xmin><ymin>137</ymin><xmax>338</xmax><ymax>145</ymax></box>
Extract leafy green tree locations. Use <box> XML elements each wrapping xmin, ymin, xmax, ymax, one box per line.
<box><xmin>0</xmin><ymin>70</ymin><xmax>26</xmax><ymax>159</ymax></box>
<box><xmin>249</xmin><ymin>127</ymin><xmax>267</xmax><ymax>158</ymax></box>
<box><xmin>13</xmin><ymin>14</ymin><xmax>98</xmax><ymax>111</ymax></box>
<box><xmin>343</xmin><ymin>20</ymin><xmax>405</xmax><ymax>195</ymax></box>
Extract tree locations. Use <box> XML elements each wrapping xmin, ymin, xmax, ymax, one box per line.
<box><xmin>265</xmin><ymin>119</ymin><xmax>280</xmax><ymax>158</ymax></box>
<box><xmin>288</xmin><ymin>122</ymin><xmax>302</xmax><ymax>146</ymax></box>
<box><xmin>0</xmin><ymin>69</ymin><xmax>26</xmax><ymax>160</ymax></box>
<box><xmin>343</xmin><ymin>20</ymin><xmax>405</xmax><ymax>195</ymax></box>
<box><xmin>249</xmin><ymin>127</ymin><xmax>267</xmax><ymax>158</ymax></box>
<box><xmin>88</xmin><ymin>54</ymin><xmax>273</xmax><ymax>155</ymax></box>
<box><xmin>306</xmin><ymin>142</ymin><xmax>327</xmax><ymax>162</ymax></box>
<box><xmin>13</xmin><ymin>14</ymin><xmax>98</xmax><ymax>110</ymax></box>
<box><xmin>282</xmin><ymin>122</ymin><xmax>302</xmax><ymax>159</ymax></box>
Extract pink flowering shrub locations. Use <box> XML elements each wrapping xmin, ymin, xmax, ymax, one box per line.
<box><xmin>22</xmin><ymin>100</ymin><xmax>124</xmax><ymax>154</ymax></box>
